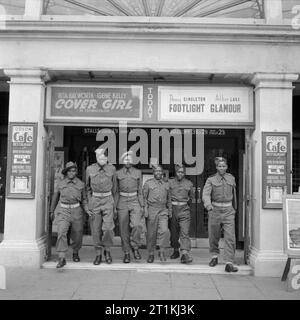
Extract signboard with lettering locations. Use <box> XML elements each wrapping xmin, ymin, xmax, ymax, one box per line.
<box><xmin>45</xmin><ymin>84</ymin><xmax>254</xmax><ymax>128</ymax></box>
<box><xmin>262</xmin><ymin>132</ymin><xmax>291</xmax><ymax>208</ymax></box>
<box><xmin>158</xmin><ymin>86</ymin><xmax>253</xmax><ymax>126</ymax></box>
<box><xmin>6</xmin><ymin>123</ymin><xmax>37</xmax><ymax>198</ymax></box>
<box><xmin>45</xmin><ymin>85</ymin><xmax>143</xmax><ymax>123</ymax></box>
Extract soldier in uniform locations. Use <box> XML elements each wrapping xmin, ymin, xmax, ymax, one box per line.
<box><xmin>202</xmin><ymin>157</ymin><xmax>238</xmax><ymax>272</ymax></box>
<box><xmin>169</xmin><ymin>164</ymin><xmax>194</xmax><ymax>264</ymax></box>
<box><xmin>86</xmin><ymin>148</ymin><xmax>117</xmax><ymax>265</ymax></box>
<box><xmin>116</xmin><ymin>151</ymin><xmax>144</xmax><ymax>263</ymax></box>
<box><xmin>143</xmin><ymin>165</ymin><xmax>172</xmax><ymax>263</ymax></box>
<box><xmin>50</xmin><ymin>162</ymin><xmax>88</xmax><ymax>268</ymax></box>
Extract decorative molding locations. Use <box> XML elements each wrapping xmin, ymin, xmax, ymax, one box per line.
<box><xmin>4</xmin><ymin>69</ymin><xmax>49</xmax><ymax>85</ymax></box>
<box><xmin>251</xmin><ymin>73</ymin><xmax>299</xmax><ymax>90</ymax></box>
<box><xmin>0</xmin><ymin>18</ymin><xmax>299</xmax><ymax>44</ymax></box>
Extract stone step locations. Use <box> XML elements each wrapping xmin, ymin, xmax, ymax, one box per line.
<box><xmin>42</xmin><ymin>261</ymin><xmax>252</xmax><ymax>275</ymax></box>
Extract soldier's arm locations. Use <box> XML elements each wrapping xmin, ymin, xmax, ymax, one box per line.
<box><xmin>167</xmin><ymin>186</ymin><xmax>172</xmax><ymax>218</ymax></box>
<box><xmin>111</xmin><ymin>167</ymin><xmax>117</xmax><ymax>197</ymax></box>
<box><xmin>114</xmin><ymin>172</ymin><xmax>119</xmax><ymax>209</ymax></box>
<box><xmin>142</xmin><ymin>182</ymin><xmax>149</xmax><ymax>217</ymax></box>
<box><xmin>50</xmin><ymin>191</ymin><xmax>60</xmax><ymax>213</ymax></box>
<box><xmin>138</xmin><ymin>171</ymin><xmax>144</xmax><ymax>208</ymax></box>
<box><xmin>81</xmin><ymin>185</ymin><xmax>89</xmax><ymax>213</ymax></box>
<box><xmin>202</xmin><ymin>178</ymin><xmax>213</xmax><ymax>211</ymax></box>
<box><xmin>188</xmin><ymin>181</ymin><xmax>195</xmax><ymax>205</ymax></box>
<box><xmin>85</xmin><ymin>167</ymin><xmax>92</xmax><ymax>201</ymax></box>
<box><xmin>232</xmin><ymin>177</ymin><xmax>237</xmax><ymax>211</ymax></box>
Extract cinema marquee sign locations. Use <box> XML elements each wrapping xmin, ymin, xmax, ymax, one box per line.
<box><xmin>46</xmin><ymin>84</ymin><xmax>143</xmax><ymax>123</ymax></box>
<box><xmin>158</xmin><ymin>86</ymin><xmax>253</xmax><ymax>125</ymax></box>
<box><xmin>45</xmin><ymin>84</ymin><xmax>254</xmax><ymax>126</ymax></box>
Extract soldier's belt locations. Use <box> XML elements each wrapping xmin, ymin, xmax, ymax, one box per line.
<box><xmin>93</xmin><ymin>191</ymin><xmax>112</xmax><ymax>198</ymax></box>
<box><xmin>120</xmin><ymin>192</ymin><xmax>137</xmax><ymax>197</ymax></box>
<box><xmin>172</xmin><ymin>201</ymin><xmax>187</xmax><ymax>206</ymax></box>
<box><xmin>212</xmin><ymin>201</ymin><xmax>232</xmax><ymax>207</ymax></box>
<box><xmin>60</xmin><ymin>202</ymin><xmax>80</xmax><ymax>209</ymax></box>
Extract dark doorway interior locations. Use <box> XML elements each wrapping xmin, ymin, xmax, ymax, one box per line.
<box><xmin>64</xmin><ymin>126</ymin><xmax>245</xmax><ymax>249</ymax></box>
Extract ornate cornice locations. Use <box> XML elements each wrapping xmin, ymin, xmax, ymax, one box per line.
<box><xmin>0</xmin><ymin>18</ymin><xmax>299</xmax><ymax>44</ymax></box>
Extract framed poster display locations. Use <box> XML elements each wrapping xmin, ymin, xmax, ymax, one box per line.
<box><xmin>6</xmin><ymin>122</ymin><xmax>38</xmax><ymax>198</ymax></box>
<box><xmin>282</xmin><ymin>195</ymin><xmax>300</xmax><ymax>258</ymax></box>
<box><xmin>262</xmin><ymin>132</ymin><xmax>291</xmax><ymax>208</ymax></box>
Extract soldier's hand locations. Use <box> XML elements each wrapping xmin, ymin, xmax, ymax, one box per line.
<box><xmin>113</xmin><ymin>208</ymin><xmax>118</xmax><ymax>220</ymax></box>
<box><xmin>144</xmin><ymin>208</ymin><xmax>149</xmax><ymax>218</ymax></box>
<box><xmin>87</xmin><ymin>210</ymin><xmax>94</xmax><ymax>217</ymax></box>
<box><xmin>50</xmin><ymin>212</ymin><xmax>55</xmax><ymax>221</ymax></box>
<box><xmin>207</xmin><ymin>205</ymin><xmax>213</xmax><ymax>212</ymax></box>
<box><xmin>168</xmin><ymin>213</ymin><xmax>172</xmax><ymax>219</ymax></box>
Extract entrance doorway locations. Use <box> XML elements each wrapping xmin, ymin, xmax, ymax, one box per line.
<box><xmin>61</xmin><ymin>126</ymin><xmax>245</xmax><ymax>249</ymax></box>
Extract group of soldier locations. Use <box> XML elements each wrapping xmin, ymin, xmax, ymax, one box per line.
<box><xmin>50</xmin><ymin>147</ymin><xmax>239</xmax><ymax>273</ymax></box>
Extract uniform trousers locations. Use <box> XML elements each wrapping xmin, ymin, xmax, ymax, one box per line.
<box><xmin>89</xmin><ymin>195</ymin><xmax>115</xmax><ymax>249</ymax></box>
<box><xmin>146</xmin><ymin>206</ymin><xmax>170</xmax><ymax>254</ymax></box>
<box><xmin>208</xmin><ymin>206</ymin><xmax>236</xmax><ymax>263</ymax></box>
<box><xmin>55</xmin><ymin>205</ymin><xmax>84</xmax><ymax>255</ymax></box>
<box><xmin>117</xmin><ymin>196</ymin><xmax>143</xmax><ymax>253</ymax></box>
<box><xmin>170</xmin><ymin>204</ymin><xmax>191</xmax><ymax>253</ymax></box>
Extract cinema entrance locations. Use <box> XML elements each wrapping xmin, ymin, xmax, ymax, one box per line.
<box><xmin>44</xmin><ymin>83</ymin><xmax>254</xmax><ymax>263</ymax></box>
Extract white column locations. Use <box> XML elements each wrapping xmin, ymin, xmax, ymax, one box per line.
<box><xmin>24</xmin><ymin>0</ymin><xmax>44</xmax><ymax>19</ymax></box>
<box><xmin>249</xmin><ymin>73</ymin><xmax>298</xmax><ymax>277</ymax></box>
<box><xmin>0</xmin><ymin>69</ymin><xmax>48</xmax><ymax>268</ymax></box>
<box><xmin>264</xmin><ymin>0</ymin><xmax>283</xmax><ymax>24</ymax></box>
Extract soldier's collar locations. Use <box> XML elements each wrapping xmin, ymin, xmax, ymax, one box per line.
<box><xmin>216</xmin><ymin>173</ymin><xmax>226</xmax><ymax>181</ymax></box>
<box><xmin>66</xmin><ymin>177</ymin><xmax>77</xmax><ymax>184</ymax></box>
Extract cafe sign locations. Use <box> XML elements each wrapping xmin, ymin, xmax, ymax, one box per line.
<box><xmin>46</xmin><ymin>84</ymin><xmax>143</xmax><ymax>123</ymax></box>
<box><xmin>6</xmin><ymin>123</ymin><xmax>38</xmax><ymax>198</ymax></box>
<box><xmin>262</xmin><ymin>132</ymin><xmax>291</xmax><ymax>209</ymax></box>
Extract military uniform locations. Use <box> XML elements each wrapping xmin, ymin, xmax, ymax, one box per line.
<box><xmin>169</xmin><ymin>177</ymin><xmax>194</xmax><ymax>254</ymax></box>
<box><xmin>143</xmin><ymin>178</ymin><xmax>172</xmax><ymax>255</ymax></box>
<box><xmin>50</xmin><ymin>177</ymin><xmax>88</xmax><ymax>257</ymax></box>
<box><xmin>116</xmin><ymin>166</ymin><xmax>144</xmax><ymax>254</ymax></box>
<box><xmin>202</xmin><ymin>172</ymin><xmax>237</xmax><ymax>264</ymax></box>
<box><xmin>86</xmin><ymin>163</ymin><xmax>117</xmax><ymax>251</ymax></box>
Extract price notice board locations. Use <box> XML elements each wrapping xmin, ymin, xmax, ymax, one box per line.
<box><xmin>262</xmin><ymin>132</ymin><xmax>291</xmax><ymax>209</ymax></box>
<box><xmin>6</xmin><ymin>123</ymin><xmax>38</xmax><ymax>198</ymax></box>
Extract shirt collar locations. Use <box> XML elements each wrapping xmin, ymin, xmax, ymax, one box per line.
<box><xmin>123</xmin><ymin>166</ymin><xmax>132</xmax><ymax>173</ymax></box>
<box><xmin>66</xmin><ymin>177</ymin><xmax>77</xmax><ymax>184</ymax></box>
<box><xmin>97</xmin><ymin>163</ymin><xmax>108</xmax><ymax>172</ymax></box>
<box><xmin>216</xmin><ymin>173</ymin><xmax>226</xmax><ymax>182</ymax></box>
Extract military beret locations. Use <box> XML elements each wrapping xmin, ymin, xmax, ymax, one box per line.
<box><xmin>175</xmin><ymin>164</ymin><xmax>185</xmax><ymax>171</ymax></box>
<box><xmin>215</xmin><ymin>157</ymin><xmax>227</xmax><ymax>165</ymax></box>
<box><xmin>120</xmin><ymin>150</ymin><xmax>133</xmax><ymax>162</ymax></box>
<box><xmin>95</xmin><ymin>147</ymin><xmax>108</xmax><ymax>157</ymax></box>
<box><xmin>62</xmin><ymin>161</ymin><xmax>77</xmax><ymax>175</ymax></box>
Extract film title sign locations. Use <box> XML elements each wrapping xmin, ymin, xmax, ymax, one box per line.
<box><xmin>47</xmin><ymin>85</ymin><xmax>143</xmax><ymax>121</ymax></box>
<box><xmin>6</xmin><ymin>123</ymin><xmax>37</xmax><ymax>198</ymax></box>
<box><xmin>158</xmin><ymin>86</ymin><xmax>253</xmax><ymax>125</ymax></box>
<box><xmin>262</xmin><ymin>132</ymin><xmax>291</xmax><ymax>209</ymax></box>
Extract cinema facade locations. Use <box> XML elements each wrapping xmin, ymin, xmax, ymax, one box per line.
<box><xmin>0</xmin><ymin>0</ymin><xmax>300</xmax><ymax>277</ymax></box>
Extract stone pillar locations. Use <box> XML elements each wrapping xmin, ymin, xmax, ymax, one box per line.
<box><xmin>0</xmin><ymin>69</ymin><xmax>49</xmax><ymax>267</ymax></box>
<box><xmin>263</xmin><ymin>0</ymin><xmax>283</xmax><ymax>24</ymax></box>
<box><xmin>24</xmin><ymin>0</ymin><xmax>44</xmax><ymax>19</ymax></box>
<box><xmin>249</xmin><ymin>73</ymin><xmax>298</xmax><ymax>277</ymax></box>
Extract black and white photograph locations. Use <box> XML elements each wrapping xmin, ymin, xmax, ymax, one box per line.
<box><xmin>0</xmin><ymin>0</ymin><xmax>300</xmax><ymax>306</ymax></box>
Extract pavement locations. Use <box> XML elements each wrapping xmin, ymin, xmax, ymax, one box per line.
<box><xmin>0</xmin><ymin>245</ymin><xmax>299</xmax><ymax>300</ymax></box>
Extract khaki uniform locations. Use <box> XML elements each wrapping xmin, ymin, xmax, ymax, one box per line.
<box><xmin>116</xmin><ymin>167</ymin><xmax>144</xmax><ymax>253</ymax></box>
<box><xmin>86</xmin><ymin>163</ymin><xmax>117</xmax><ymax>250</ymax></box>
<box><xmin>50</xmin><ymin>177</ymin><xmax>88</xmax><ymax>255</ymax></box>
<box><xmin>143</xmin><ymin>178</ymin><xmax>172</xmax><ymax>254</ymax></box>
<box><xmin>202</xmin><ymin>173</ymin><xmax>237</xmax><ymax>263</ymax></box>
<box><xmin>169</xmin><ymin>178</ymin><xmax>194</xmax><ymax>253</ymax></box>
